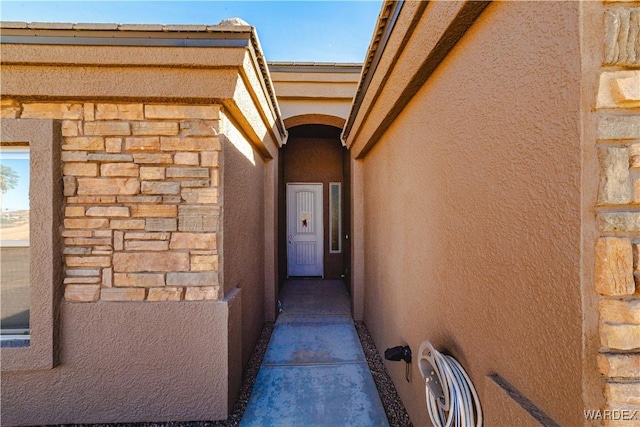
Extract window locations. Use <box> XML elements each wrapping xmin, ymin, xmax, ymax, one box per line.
<box><xmin>1</xmin><ymin>119</ymin><xmax>62</xmax><ymax>371</ymax></box>
<box><xmin>0</xmin><ymin>146</ymin><xmax>30</xmax><ymax>345</ymax></box>
<box><xmin>329</xmin><ymin>182</ymin><xmax>341</xmax><ymax>253</ymax></box>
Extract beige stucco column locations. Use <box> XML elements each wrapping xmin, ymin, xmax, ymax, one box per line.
<box><xmin>264</xmin><ymin>156</ymin><xmax>279</xmax><ymax>321</ymax></box>
<box><xmin>351</xmin><ymin>156</ymin><xmax>365</xmax><ymax>321</ymax></box>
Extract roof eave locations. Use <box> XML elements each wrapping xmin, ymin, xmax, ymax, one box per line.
<box><xmin>0</xmin><ymin>21</ymin><xmax>287</xmax><ymax>144</ymax></box>
<box><xmin>341</xmin><ymin>0</ymin><xmax>404</xmax><ymax>145</ymax></box>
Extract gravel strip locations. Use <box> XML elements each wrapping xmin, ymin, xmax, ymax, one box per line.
<box><xmin>221</xmin><ymin>322</ymin><xmax>274</xmax><ymax>427</ymax></box>
<box><xmin>51</xmin><ymin>320</ymin><xmax>412</xmax><ymax>427</ymax></box>
<box><xmin>354</xmin><ymin>321</ymin><xmax>413</xmax><ymax>427</ymax></box>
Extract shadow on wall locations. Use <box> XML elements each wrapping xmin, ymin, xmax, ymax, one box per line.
<box><xmin>220</xmin><ymin>128</ymin><xmax>267</xmax><ymax>375</ymax></box>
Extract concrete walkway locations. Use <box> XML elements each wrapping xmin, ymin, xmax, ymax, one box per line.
<box><xmin>240</xmin><ymin>279</ymin><xmax>389</xmax><ymax>427</ymax></box>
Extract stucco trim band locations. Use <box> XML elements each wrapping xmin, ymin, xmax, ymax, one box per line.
<box><xmin>344</xmin><ymin>0</ymin><xmax>490</xmax><ymax>157</ymax></box>
<box><xmin>0</xmin><ymin>34</ymin><xmax>250</xmax><ymax>47</ymax></box>
<box><xmin>284</xmin><ymin>114</ymin><xmax>346</xmax><ymax>129</ymax></box>
<box><xmin>1</xmin><ymin>53</ymin><xmax>282</xmax><ymax>157</ymax></box>
<box><xmin>1</xmin><ymin>119</ymin><xmax>63</xmax><ymax>371</ymax></box>
<box><xmin>0</xmin><ymin>23</ymin><xmax>287</xmax><ymax>146</ymax></box>
<box><xmin>343</xmin><ymin>0</ymin><xmax>405</xmax><ymax>141</ymax></box>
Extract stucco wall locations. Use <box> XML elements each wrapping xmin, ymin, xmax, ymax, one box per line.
<box><xmin>359</xmin><ymin>2</ymin><xmax>584</xmax><ymax>425</ymax></box>
<box><xmin>221</xmin><ymin>114</ymin><xmax>266</xmax><ymax>373</ymax></box>
<box><xmin>1</xmin><ymin>301</ymin><xmax>232</xmax><ymax>425</ymax></box>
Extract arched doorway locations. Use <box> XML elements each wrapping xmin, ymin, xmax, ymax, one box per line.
<box><xmin>278</xmin><ymin>123</ymin><xmax>351</xmax><ymax>284</ymax></box>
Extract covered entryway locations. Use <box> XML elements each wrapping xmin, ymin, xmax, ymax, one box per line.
<box><xmin>279</xmin><ymin>124</ymin><xmax>351</xmax><ymax>282</ymax></box>
<box><xmin>268</xmin><ymin>62</ymin><xmax>361</xmax><ymax>314</ymax></box>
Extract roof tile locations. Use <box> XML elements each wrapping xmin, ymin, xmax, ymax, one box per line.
<box><xmin>118</xmin><ymin>24</ymin><xmax>165</xmax><ymax>31</ymax></box>
<box><xmin>0</xmin><ymin>21</ymin><xmax>28</xmax><ymax>29</ymax></box>
<box><xmin>28</xmin><ymin>22</ymin><xmax>74</xmax><ymax>30</ymax></box>
<box><xmin>73</xmin><ymin>23</ymin><xmax>119</xmax><ymax>31</ymax></box>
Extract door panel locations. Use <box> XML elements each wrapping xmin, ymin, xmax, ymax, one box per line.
<box><xmin>287</xmin><ymin>184</ymin><xmax>323</xmax><ymax>277</ymax></box>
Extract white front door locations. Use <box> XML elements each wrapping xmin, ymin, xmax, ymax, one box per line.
<box><xmin>287</xmin><ymin>183</ymin><xmax>323</xmax><ymax>277</ymax></box>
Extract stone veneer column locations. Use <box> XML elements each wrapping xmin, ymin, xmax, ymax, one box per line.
<box><xmin>1</xmin><ymin>101</ymin><xmax>222</xmax><ymax>303</ymax></box>
<box><xmin>594</xmin><ymin>1</ymin><xmax>640</xmax><ymax>422</ymax></box>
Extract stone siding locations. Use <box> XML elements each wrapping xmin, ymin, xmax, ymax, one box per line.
<box><xmin>1</xmin><ymin>101</ymin><xmax>221</xmax><ymax>303</ymax></box>
<box><xmin>596</xmin><ymin>2</ymin><xmax>640</xmax><ymax>420</ymax></box>
<box><xmin>605</xmin><ymin>6</ymin><xmax>640</xmax><ymax>68</ymax></box>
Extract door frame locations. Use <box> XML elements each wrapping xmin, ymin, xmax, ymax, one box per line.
<box><xmin>286</xmin><ymin>182</ymin><xmax>324</xmax><ymax>278</ymax></box>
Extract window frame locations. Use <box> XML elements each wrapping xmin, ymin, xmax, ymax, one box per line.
<box><xmin>1</xmin><ymin>119</ymin><xmax>63</xmax><ymax>371</ymax></box>
<box><xmin>329</xmin><ymin>182</ymin><xmax>342</xmax><ymax>254</ymax></box>
<box><xmin>1</xmin><ymin>146</ymin><xmax>31</xmax><ymax>338</ymax></box>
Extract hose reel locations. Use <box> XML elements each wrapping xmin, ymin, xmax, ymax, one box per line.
<box><xmin>418</xmin><ymin>341</ymin><xmax>482</xmax><ymax>427</ymax></box>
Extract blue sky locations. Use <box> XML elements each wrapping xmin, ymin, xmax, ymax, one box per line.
<box><xmin>0</xmin><ymin>1</ymin><xmax>383</xmax><ymax>62</ymax></box>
